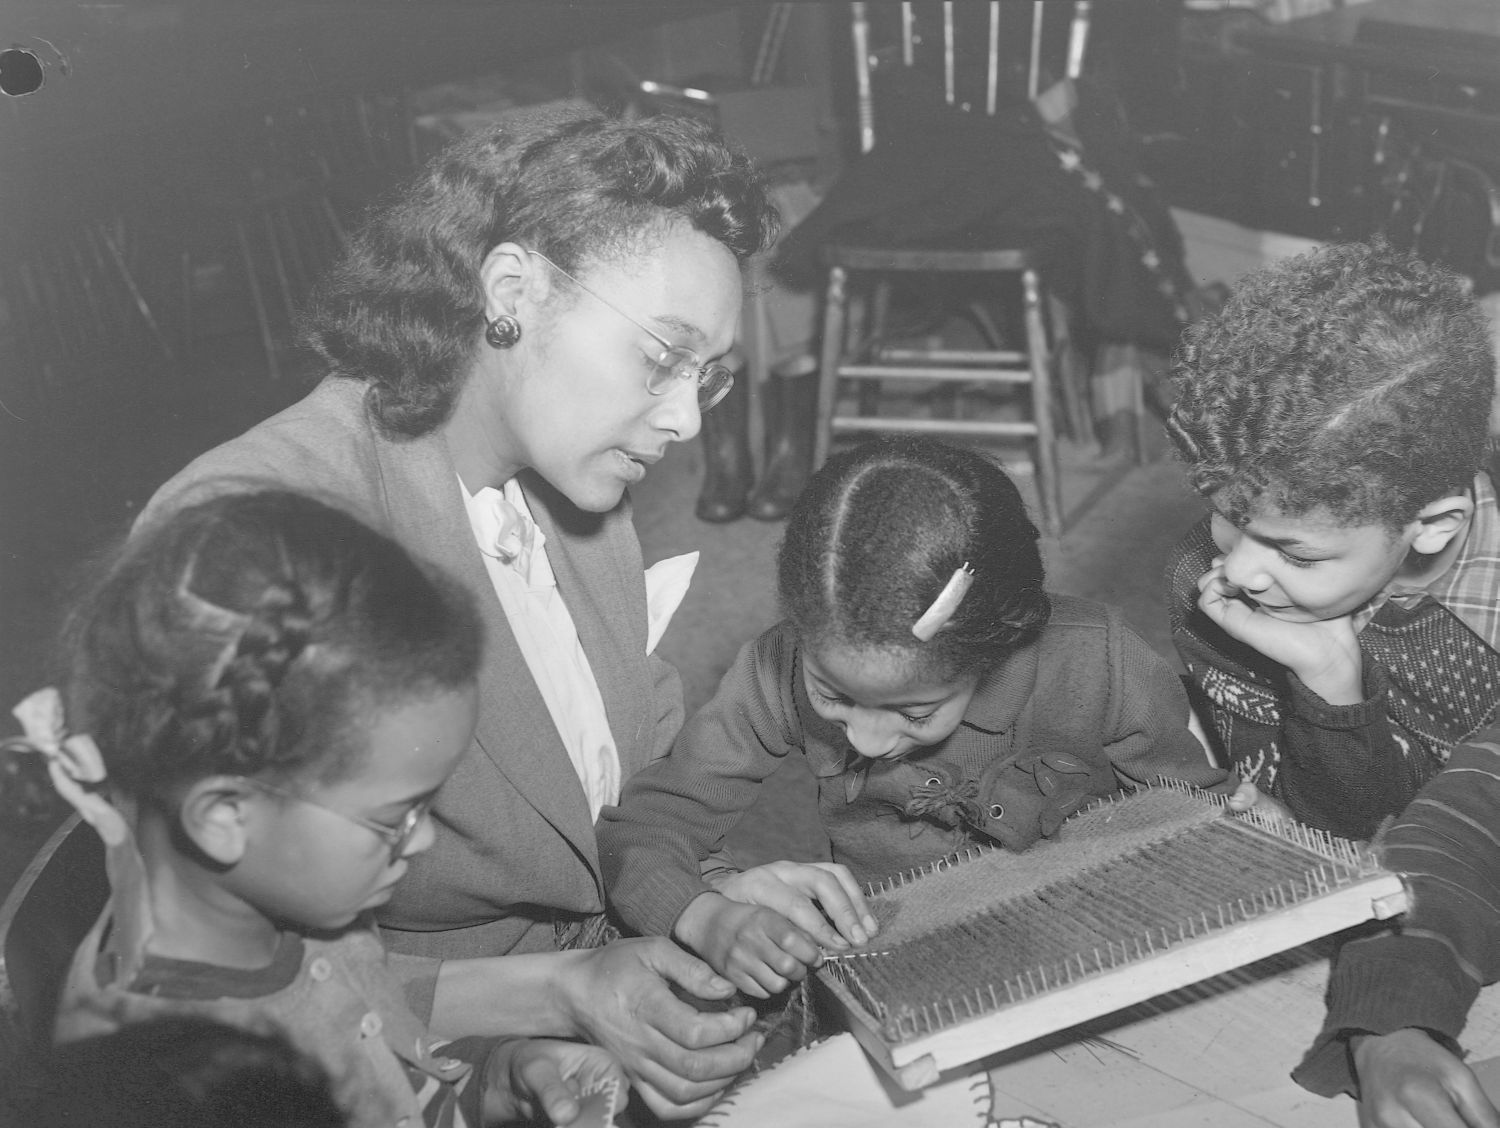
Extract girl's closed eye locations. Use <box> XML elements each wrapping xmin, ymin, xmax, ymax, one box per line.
<box><xmin>1278</xmin><ymin>549</ymin><xmax>1321</xmax><ymax>569</ymax></box>
<box><xmin>900</xmin><ymin>711</ymin><xmax>937</xmax><ymax>726</ymax></box>
<box><xmin>372</xmin><ymin>789</ymin><xmax>439</xmax><ymax>828</ymax></box>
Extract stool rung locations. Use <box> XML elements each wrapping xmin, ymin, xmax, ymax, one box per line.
<box><xmin>875</xmin><ymin>348</ymin><xmax>1027</xmax><ymax>365</ymax></box>
<box><xmin>830</xmin><ymin>416</ymin><xmax>1038</xmax><ymax>438</ymax></box>
<box><xmin>838</xmin><ymin>364</ymin><xmax>1031</xmax><ymax>383</ymax></box>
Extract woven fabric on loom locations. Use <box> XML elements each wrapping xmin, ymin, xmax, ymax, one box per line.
<box><xmin>820</xmin><ymin>786</ymin><xmax>1381</xmax><ymax>1048</ymax></box>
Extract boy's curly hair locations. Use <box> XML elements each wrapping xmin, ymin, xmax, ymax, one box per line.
<box><xmin>1167</xmin><ymin>240</ymin><xmax>1495</xmax><ymax>529</ymax></box>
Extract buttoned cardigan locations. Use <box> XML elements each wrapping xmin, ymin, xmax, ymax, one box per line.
<box><xmin>599</xmin><ymin>595</ymin><xmax>1234</xmax><ymax>938</ymax></box>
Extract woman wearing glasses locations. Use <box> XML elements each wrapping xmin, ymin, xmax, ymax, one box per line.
<box><xmin>139</xmin><ymin>108</ymin><xmax>779</xmax><ymax>1121</ymax></box>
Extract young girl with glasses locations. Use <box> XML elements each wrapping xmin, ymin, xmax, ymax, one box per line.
<box><xmin>5</xmin><ymin>491</ymin><xmax>624</xmax><ymax>1127</ymax></box>
<box><xmin>600</xmin><ymin>437</ymin><xmax>1269</xmax><ymax>1001</ymax></box>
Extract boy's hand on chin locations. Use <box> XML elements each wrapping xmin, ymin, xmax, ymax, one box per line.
<box><xmin>1196</xmin><ymin>561</ymin><xmax>1364</xmax><ymax>705</ymax></box>
<box><xmin>1226</xmin><ymin>779</ymin><xmax>1292</xmax><ymax>825</ymax></box>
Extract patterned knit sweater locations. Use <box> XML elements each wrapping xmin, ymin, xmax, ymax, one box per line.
<box><xmin>1168</xmin><ymin>517</ymin><xmax>1500</xmax><ymax>840</ymax></box>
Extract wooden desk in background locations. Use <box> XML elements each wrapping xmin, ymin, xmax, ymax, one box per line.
<box><xmin>1179</xmin><ymin>0</ymin><xmax>1500</xmax><ymax>273</ymax></box>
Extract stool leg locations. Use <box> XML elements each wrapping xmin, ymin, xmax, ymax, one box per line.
<box><xmin>97</xmin><ymin>223</ymin><xmax>175</xmax><ymax>368</ymax></box>
<box><xmin>1131</xmin><ymin>349</ymin><xmax>1148</xmax><ymax>466</ymax></box>
<box><xmin>860</xmin><ymin>278</ymin><xmax>890</xmax><ymax>418</ymax></box>
<box><xmin>261</xmin><ymin>209</ymin><xmax>297</xmax><ymax>327</ymax></box>
<box><xmin>320</xmin><ymin>193</ymin><xmax>348</xmax><ymax>251</ymax></box>
<box><xmin>814</xmin><ymin>266</ymin><xmax>848</xmax><ymax>468</ymax></box>
<box><xmin>235</xmin><ymin>219</ymin><xmax>282</xmax><ymax>381</ymax></box>
<box><xmin>1023</xmin><ymin>268</ymin><xmax>1062</xmax><ymax>537</ymax></box>
<box><xmin>180</xmin><ymin>249</ymin><xmax>194</xmax><ymax>363</ymax></box>
<box><xmin>741</xmin><ymin>269</ymin><xmax>772</xmax><ymax>476</ymax></box>
<box><xmin>1047</xmin><ymin>291</ymin><xmax>1093</xmax><ymax>447</ymax></box>
<box><xmin>275</xmin><ymin>204</ymin><xmax>311</xmax><ymax>303</ymax></box>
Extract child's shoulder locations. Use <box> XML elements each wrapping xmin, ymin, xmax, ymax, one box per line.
<box><xmin>1041</xmin><ymin>592</ymin><xmax>1121</xmax><ymax>633</ymax></box>
<box><xmin>752</xmin><ymin>618</ymin><xmax>801</xmax><ymax>659</ymax></box>
<box><xmin>1036</xmin><ymin>594</ymin><xmax>1163</xmax><ymax>666</ymax></box>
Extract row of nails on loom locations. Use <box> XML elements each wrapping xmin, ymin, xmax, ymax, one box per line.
<box><xmin>841</xmin><ymin>865</ymin><xmax>1370</xmax><ymax>1044</ymax></box>
<box><xmin>860</xmin><ymin>781</ymin><xmax>1375</xmax><ymax>900</ymax></box>
<box><xmin>823</xmin><ymin>785</ymin><xmax>1382</xmax><ymax>1042</ymax></box>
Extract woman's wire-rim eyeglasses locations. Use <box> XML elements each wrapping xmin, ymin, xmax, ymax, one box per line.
<box><xmin>240</xmin><ymin>776</ymin><xmax>432</xmax><ymax>864</ymax></box>
<box><xmin>525</xmin><ymin>249</ymin><xmax>734</xmax><ymax>411</ymax></box>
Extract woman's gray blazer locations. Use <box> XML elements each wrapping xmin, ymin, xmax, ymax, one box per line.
<box><xmin>142</xmin><ymin>376</ymin><xmax>684</xmax><ymax>967</ymax></box>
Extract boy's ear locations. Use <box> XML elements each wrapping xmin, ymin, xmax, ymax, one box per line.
<box><xmin>1409</xmin><ymin>491</ymin><xmax>1475</xmax><ymax>556</ymax></box>
<box><xmin>177</xmin><ymin>776</ymin><xmax>256</xmax><ymax>866</ymax></box>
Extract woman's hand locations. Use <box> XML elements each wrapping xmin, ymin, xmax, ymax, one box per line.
<box><xmin>674</xmin><ymin>890</ymin><xmax>824</xmax><ymax>998</ymax></box>
<box><xmin>559</xmin><ymin>936</ymin><xmax>761</xmax><ymax>1120</ymax></box>
<box><xmin>487</xmin><ymin>1037</ymin><xmax>627</xmax><ymax>1126</ymax></box>
<box><xmin>1196</xmin><ymin>558</ymin><xmax>1364</xmax><ymax>705</ymax></box>
<box><xmin>1353</xmin><ymin>1029</ymin><xmax>1500</xmax><ymax>1128</ymax></box>
<box><xmin>1226</xmin><ymin>779</ymin><xmax>1293</xmax><ymax>824</ymax></box>
<box><xmin>712</xmin><ymin>860</ymin><xmax>877</xmax><ymax>951</ymax></box>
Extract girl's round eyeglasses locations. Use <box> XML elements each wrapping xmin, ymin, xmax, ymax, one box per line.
<box><xmin>240</xmin><ymin>776</ymin><xmax>432</xmax><ymax>865</ymax></box>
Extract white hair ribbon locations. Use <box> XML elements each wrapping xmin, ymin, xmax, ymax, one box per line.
<box><xmin>10</xmin><ymin>686</ymin><xmax>154</xmax><ymax>990</ymax></box>
<box><xmin>11</xmin><ymin>687</ymin><xmax>128</xmax><ymax>848</ymax></box>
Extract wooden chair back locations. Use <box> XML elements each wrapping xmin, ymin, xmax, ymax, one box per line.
<box><xmin>0</xmin><ymin>815</ymin><xmax>108</xmax><ymax>1053</ymax></box>
<box><xmin>850</xmin><ymin>1</ymin><xmax>1094</xmax><ymax>153</ymax></box>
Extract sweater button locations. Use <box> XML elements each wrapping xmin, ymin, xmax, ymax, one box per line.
<box><xmin>989</xmin><ymin>804</ymin><xmax>1005</xmax><ymax>820</ymax></box>
<box><xmin>360</xmin><ymin>1012</ymin><xmax>383</xmax><ymax>1038</ymax></box>
<box><xmin>308</xmin><ymin>958</ymin><xmax>332</xmax><ymax>982</ymax></box>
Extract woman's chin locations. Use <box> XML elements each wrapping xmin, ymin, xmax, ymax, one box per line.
<box><xmin>563</xmin><ymin>473</ymin><xmax>629</xmax><ymax>513</ymax></box>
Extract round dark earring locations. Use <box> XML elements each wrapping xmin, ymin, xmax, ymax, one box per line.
<box><xmin>485</xmin><ymin>314</ymin><xmax>522</xmax><ymax>349</ymax></box>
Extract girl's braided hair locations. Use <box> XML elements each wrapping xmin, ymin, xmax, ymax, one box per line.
<box><xmin>59</xmin><ymin>490</ymin><xmax>481</xmax><ymax>803</ymax></box>
<box><xmin>779</xmin><ymin>436</ymin><xmax>1051</xmax><ymax>676</ymax></box>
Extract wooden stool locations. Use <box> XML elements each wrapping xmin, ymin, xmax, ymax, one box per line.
<box><xmin>814</xmin><ymin>245</ymin><xmax>1064</xmax><ymax>537</ymax></box>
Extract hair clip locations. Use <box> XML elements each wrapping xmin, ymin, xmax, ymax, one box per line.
<box><xmin>911</xmin><ymin>563</ymin><xmax>975</xmax><ymax>642</ymax></box>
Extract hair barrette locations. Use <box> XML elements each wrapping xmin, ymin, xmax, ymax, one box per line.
<box><xmin>911</xmin><ymin>563</ymin><xmax>975</xmax><ymax>642</ymax></box>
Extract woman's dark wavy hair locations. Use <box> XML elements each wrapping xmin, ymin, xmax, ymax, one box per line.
<box><xmin>298</xmin><ymin>107</ymin><xmax>779</xmax><ymax>438</ymax></box>
<box><xmin>779</xmin><ymin>437</ymin><xmax>1051</xmax><ymax>677</ymax></box>
<box><xmin>1167</xmin><ymin>239</ymin><xmax>1496</xmax><ymax>530</ymax></box>
<box><xmin>55</xmin><ymin>491</ymin><xmax>481</xmax><ymax>805</ymax></box>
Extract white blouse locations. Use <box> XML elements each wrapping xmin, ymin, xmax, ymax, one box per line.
<box><xmin>459</xmin><ymin>476</ymin><xmax>695</xmax><ymax>820</ymax></box>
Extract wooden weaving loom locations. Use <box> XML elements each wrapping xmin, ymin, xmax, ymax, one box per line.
<box><xmin>813</xmin><ymin>785</ymin><xmax>1408</xmax><ymax>1090</ymax></box>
